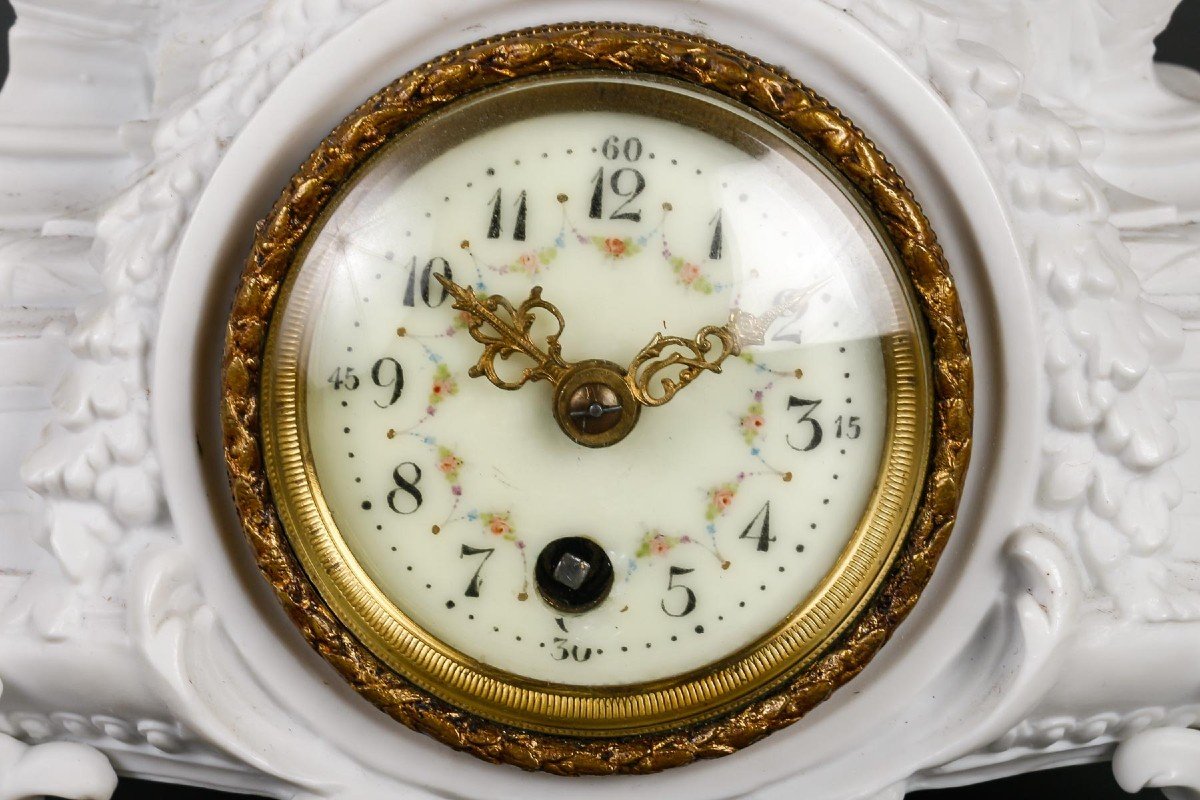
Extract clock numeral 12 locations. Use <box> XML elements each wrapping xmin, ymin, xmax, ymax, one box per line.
<box><xmin>589</xmin><ymin>167</ymin><xmax>645</xmax><ymax>222</ymax></box>
<box><xmin>486</xmin><ymin>189</ymin><xmax>526</xmax><ymax>241</ymax></box>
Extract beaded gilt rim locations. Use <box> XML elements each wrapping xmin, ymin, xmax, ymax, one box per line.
<box><xmin>221</xmin><ymin>22</ymin><xmax>972</xmax><ymax>775</ymax></box>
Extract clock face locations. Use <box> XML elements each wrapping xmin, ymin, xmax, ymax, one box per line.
<box><xmin>228</xmin><ymin>26</ymin><xmax>969</xmax><ymax>763</ymax></box>
<box><xmin>286</xmin><ymin>77</ymin><xmax>913</xmax><ymax>686</ymax></box>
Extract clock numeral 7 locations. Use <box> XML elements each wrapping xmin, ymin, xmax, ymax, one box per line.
<box><xmin>661</xmin><ymin>566</ymin><xmax>697</xmax><ymax>617</ymax></box>
<box><xmin>459</xmin><ymin>544</ymin><xmax>494</xmax><ymax>598</ymax></box>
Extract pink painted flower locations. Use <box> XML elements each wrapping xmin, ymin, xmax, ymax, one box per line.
<box><xmin>488</xmin><ymin>516</ymin><xmax>511</xmax><ymax>537</ymax></box>
<box><xmin>679</xmin><ymin>262</ymin><xmax>702</xmax><ymax>284</ymax></box>
<box><xmin>711</xmin><ymin>487</ymin><xmax>736</xmax><ymax>512</ymax></box>
<box><xmin>741</xmin><ymin>414</ymin><xmax>766</xmax><ymax>433</ymax></box>
<box><xmin>603</xmin><ymin>237</ymin><xmax>627</xmax><ymax>257</ymax></box>
<box><xmin>438</xmin><ymin>454</ymin><xmax>462</xmax><ymax>474</ymax></box>
<box><xmin>650</xmin><ymin>534</ymin><xmax>672</xmax><ymax>556</ymax></box>
<box><xmin>517</xmin><ymin>252</ymin><xmax>539</xmax><ymax>273</ymax></box>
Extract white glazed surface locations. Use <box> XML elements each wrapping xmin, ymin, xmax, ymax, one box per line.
<box><xmin>3</xmin><ymin>0</ymin><xmax>1197</xmax><ymax>798</ymax></box>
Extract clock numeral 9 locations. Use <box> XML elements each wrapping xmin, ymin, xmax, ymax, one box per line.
<box><xmin>551</xmin><ymin>637</ymin><xmax>592</xmax><ymax>662</ymax></box>
<box><xmin>402</xmin><ymin>256</ymin><xmax>452</xmax><ymax>308</ymax></box>
<box><xmin>327</xmin><ymin>358</ymin><xmax>404</xmax><ymax>408</ymax></box>
<box><xmin>660</xmin><ymin>565</ymin><xmax>697</xmax><ymax>617</ymax></box>
<box><xmin>386</xmin><ymin>462</ymin><xmax>423</xmax><ymax>514</ymax></box>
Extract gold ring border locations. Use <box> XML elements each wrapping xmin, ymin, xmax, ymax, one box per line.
<box><xmin>222</xmin><ymin>23</ymin><xmax>973</xmax><ymax>774</ymax></box>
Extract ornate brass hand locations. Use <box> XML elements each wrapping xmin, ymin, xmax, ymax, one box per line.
<box><xmin>435</xmin><ymin>274</ymin><xmax>571</xmax><ymax>390</ymax></box>
<box><xmin>624</xmin><ymin>284</ymin><xmax>826</xmax><ymax>408</ymax></box>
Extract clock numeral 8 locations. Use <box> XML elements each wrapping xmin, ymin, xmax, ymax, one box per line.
<box><xmin>386</xmin><ymin>462</ymin><xmax>423</xmax><ymax>514</ymax></box>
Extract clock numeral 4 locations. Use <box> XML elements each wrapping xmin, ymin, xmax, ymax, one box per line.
<box><xmin>660</xmin><ymin>565</ymin><xmax>697</xmax><ymax>617</ymax></box>
<box><xmin>738</xmin><ymin>502</ymin><xmax>775</xmax><ymax>552</ymax></box>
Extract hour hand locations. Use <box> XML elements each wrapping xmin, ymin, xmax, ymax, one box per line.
<box><xmin>434</xmin><ymin>274</ymin><xmax>571</xmax><ymax>390</ymax></box>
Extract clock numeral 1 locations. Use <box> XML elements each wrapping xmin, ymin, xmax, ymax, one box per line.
<box><xmin>402</xmin><ymin>256</ymin><xmax>452</xmax><ymax>308</ymax></box>
<box><xmin>738</xmin><ymin>502</ymin><xmax>775</xmax><ymax>552</ymax></box>
<box><xmin>660</xmin><ymin>566</ymin><xmax>697</xmax><ymax>617</ymax></box>
<box><xmin>386</xmin><ymin>462</ymin><xmax>423</xmax><ymax>514</ymax></box>
<box><xmin>709</xmin><ymin>210</ymin><xmax>724</xmax><ymax>260</ymax></box>
<box><xmin>459</xmin><ymin>544</ymin><xmax>494</xmax><ymax>598</ymax></box>
<box><xmin>486</xmin><ymin>189</ymin><xmax>527</xmax><ymax>241</ymax></box>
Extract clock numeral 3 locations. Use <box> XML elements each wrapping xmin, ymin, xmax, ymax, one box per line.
<box><xmin>459</xmin><ymin>544</ymin><xmax>495</xmax><ymax>598</ymax></box>
<box><xmin>661</xmin><ymin>565</ymin><xmax>697</xmax><ymax>617</ymax></box>
<box><xmin>386</xmin><ymin>462</ymin><xmax>423</xmax><ymax>514</ymax></box>
<box><xmin>738</xmin><ymin>502</ymin><xmax>775</xmax><ymax>552</ymax></box>
<box><xmin>786</xmin><ymin>396</ymin><xmax>824</xmax><ymax>452</ymax></box>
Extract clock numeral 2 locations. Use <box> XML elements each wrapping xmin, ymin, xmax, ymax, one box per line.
<box><xmin>661</xmin><ymin>565</ymin><xmax>697</xmax><ymax>617</ymax></box>
<box><xmin>459</xmin><ymin>544</ymin><xmax>494</xmax><ymax>598</ymax></box>
<box><xmin>739</xmin><ymin>502</ymin><xmax>776</xmax><ymax>552</ymax></box>
<box><xmin>486</xmin><ymin>189</ymin><xmax>526</xmax><ymax>241</ymax></box>
<box><xmin>386</xmin><ymin>462</ymin><xmax>423</xmax><ymax>514</ymax></box>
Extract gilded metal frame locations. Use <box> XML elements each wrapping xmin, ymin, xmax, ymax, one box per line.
<box><xmin>222</xmin><ymin>23</ymin><xmax>972</xmax><ymax>775</ymax></box>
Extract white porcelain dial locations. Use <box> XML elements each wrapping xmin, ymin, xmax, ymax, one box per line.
<box><xmin>278</xmin><ymin>76</ymin><xmax>917</xmax><ymax>685</ymax></box>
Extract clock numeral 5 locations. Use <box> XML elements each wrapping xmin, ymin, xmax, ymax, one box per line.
<box><xmin>661</xmin><ymin>565</ymin><xmax>697</xmax><ymax>617</ymax></box>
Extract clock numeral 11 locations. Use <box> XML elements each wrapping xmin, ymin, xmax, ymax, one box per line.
<box><xmin>486</xmin><ymin>189</ymin><xmax>527</xmax><ymax>241</ymax></box>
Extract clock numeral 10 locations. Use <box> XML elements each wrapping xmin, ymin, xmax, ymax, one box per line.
<box><xmin>402</xmin><ymin>256</ymin><xmax>452</xmax><ymax>308</ymax></box>
<box><xmin>486</xmin><ymin>189</ymin><xmax>527</xmax><ymax>241</ymax></box>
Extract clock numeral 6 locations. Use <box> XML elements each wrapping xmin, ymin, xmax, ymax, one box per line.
<box><xmin>661</xmin><ymin>565</ymin><xmax>697</xmax><ymax>618</ymax></box>
<box><xmin>386</xmin><ymin>462</ymin><xmax>423</xmax><ymax>514</ymax></box>
<box><xmin>551</xmin><ymin>637</ymin><xmax>592</xmax><ymax>662</ymax></box>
